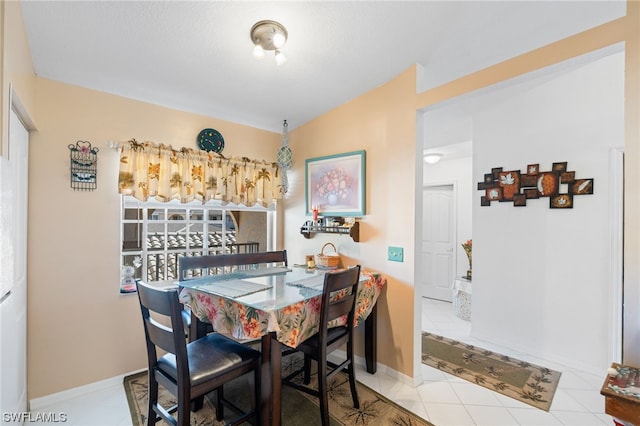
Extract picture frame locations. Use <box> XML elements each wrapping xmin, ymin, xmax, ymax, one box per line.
<box><xmin>536</xmin><ymin>172</ymin><xmax>559</xmax><ymax>197</ymax></box>
<box><xmin>305</xmin><ymin>150</ymin><xmax>365</xmax><ymax>217</ymax></box>
<box><xmin>485</xmin><ymin>187</ymin><xmax>503</xmax><ymax>201</ymax></box>
<box><xmin>569</xmin><ymin>178</ymin><xmax>594</xmax><ymax>195</ymax></box>
<box><xmin>550</xmin><ymin>194</ymin><xmax>573</xmax><ymax>209</ymax></box>
<box><xmin>513</xmin><ymin>193</ymin><xmax>527</xmax><ymax>206</ymax></box>
<box><xmin>498</xmin><ymin>170</ymin><xmax>520</xmax><ymax>201</ymax></box>
<box><xmin>560</xmin><ymin>171</ymin><xmax>576</xmax><ymax>183</ymax></box>
<box><xmin>552</xmin><ymin>162</ymin><xmax>568</xmax><ymax>173</ymax></box>
<box><xmin>526</xmin><ymin>164</ymin><xmax>539</xmax><ymax>175</ymax></box>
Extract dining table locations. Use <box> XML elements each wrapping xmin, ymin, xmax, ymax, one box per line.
<box><xmin>177</xmin><ymin>266</ymin><xmax>387</xmax><ymax>426</ymax></box>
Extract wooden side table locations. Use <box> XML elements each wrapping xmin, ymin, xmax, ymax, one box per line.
<box><xmin>601</xmin><ymin>363</ymin><xmax>640</xmax><ymax>425</ymax></box>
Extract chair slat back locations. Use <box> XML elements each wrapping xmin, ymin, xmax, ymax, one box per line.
<box><xmin>178</xmin><ymin>250</ymin><xmax>288</xmax><ymax>280</ymax></box>
<box><xmin>137</xmin><ymin>281</ymin><xmax>187</xmax><ymax>359</ymax></box>
<box><xmin>321</xmin><ymin>265</ymin><xmax>361</xmax><ymax>326</ymax></box>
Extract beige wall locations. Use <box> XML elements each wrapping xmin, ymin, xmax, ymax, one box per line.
<box><xmin>26</xmin><ymin>78</ymin><xmax>280</xmax><ymax>398</ymax></box>
<box><xmin>285</xmin><ymin>67</ymin><xmax>418</xmax><ymax>377</ymax></box>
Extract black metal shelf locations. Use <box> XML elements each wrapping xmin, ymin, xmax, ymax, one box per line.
<box><xmin>300</xmin><ymin>221</ymin><xmax>359</xmax><ymax>242</ymax></box>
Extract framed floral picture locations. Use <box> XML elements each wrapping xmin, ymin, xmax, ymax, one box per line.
<box><xmin>305</xmin><ymin>150</ymin><xmax>366</xmax><ymax>217</ymax></box>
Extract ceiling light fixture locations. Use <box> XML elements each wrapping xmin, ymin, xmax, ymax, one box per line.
<box><xmin>423</xmin><ymin>153</ymin><xmax>443</xmax><ymax>164</ymax></box>
<box><xmin>250</xmin><ymin>20</ymin><xmax>288</xmax><ymax>65</ymax></box>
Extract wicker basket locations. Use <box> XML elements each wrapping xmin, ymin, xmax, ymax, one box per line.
<box><xmin>315</xmin><ymin>242</ymin><xmax>340</xmax><ymax>268</ymax></box>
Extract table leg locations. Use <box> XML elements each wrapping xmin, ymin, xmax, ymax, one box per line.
<box><xmin>261</xmin><ymin>332</ymin><xmax>281</xmax><ymax>426</ymax></box>
<box><xmin>191</xmin><ymin>312</ymin><xmax>209</xmax><ymax>411</ymax></box>
<box><xmin>365</xmin><ymin>303</ymin><xmax>377</xmax><ymax>374</ymax></box>
<box><xmin>190</xmin><ymin>311</ymin><xmax>208</xmax><ymax>342</ymax></box>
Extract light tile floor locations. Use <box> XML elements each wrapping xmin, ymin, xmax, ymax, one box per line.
<box><xmin>30</xmin><ymin>298</ymin><xmax>613</xmax><ymax>425</ymax></box>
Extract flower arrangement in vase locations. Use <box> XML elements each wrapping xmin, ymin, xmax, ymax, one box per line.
<box><xmin>461</xmin><ymin>239</ymin><xmax>472</xmax><ymax>280</ymax></box>
<box><xmin>315</xmin><ymin>168</ymin><xmax>352</xmax><ymax>206</ymax></box>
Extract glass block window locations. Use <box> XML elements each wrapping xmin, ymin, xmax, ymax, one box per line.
<box><xmin>121</xmin><ymin>196</ymin><xmax>273</xmax><ymax>283</ymax></box>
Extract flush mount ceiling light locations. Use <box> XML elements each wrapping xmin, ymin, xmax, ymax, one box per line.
<box><xmin>424</xmin><ymin>153</ymin><xmax>443</xmax><ymax>164</ymax></box>
<box><xmin>250</xmin><ymin>20</ymin><xmax>288</xmax><ymax>66</ymax></box>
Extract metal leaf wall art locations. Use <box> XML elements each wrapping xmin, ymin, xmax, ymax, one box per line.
<box><xmin>477</xmin><ymin>162</ymin><xmax>593</xmax><ymax>208</ymax></box>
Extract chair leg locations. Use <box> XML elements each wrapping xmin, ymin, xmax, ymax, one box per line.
<box><xmin>347</xmin><ymin>362</ymin><xmax>360</xmax><ymax>409</ymax></box>
<box><xmin>215</xmin><ymin>386</ymin><xmax>224</xmax><ymax>421</ymax></box>
<box><xmin>147</xmin><ymin>372</ymin><xmax>158</xmax><ymax>426</ymax></box>
<box><xmin>303</xmin><ymin>355</ymin><xmax>312</xmax><ymax>385</ymax></box>
<box><xmin>252</xmin><ymin>365</ymin><xmax>261</xmax><ymax>426</ymax></box>
<box><xmin>177</xmin><ymin>386</ymin><xmax>191</xmax><ymax>426</ymax></box>
<box><xmin>318</xmin><ymin>353</ymin><xmax>330</xmax><ymax>426</ymax></box>
<box><xmin>347</xmin><ymin>342</ymin><xmax>360</xmax><ymax>409</ymax></box>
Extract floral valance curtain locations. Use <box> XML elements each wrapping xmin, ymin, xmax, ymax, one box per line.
<box><xmin>118</xmin><ymin>139</ymin><xmax>282</xmax><ymax>207</ymax></box>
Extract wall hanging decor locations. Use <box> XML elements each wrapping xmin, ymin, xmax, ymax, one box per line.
<box><xmin>197</xmin><ymin>128</ymin><xmax>224</xmax><ymax>153</ymax></box>
<box><xmin>276</xmin><ymin>119</ymin><xmax>292</xmax><ymax>194</ymax></box>
<box><xmin>68</xmin><ymin>140</ymin><xmax>98</xmax><ymax>191</ymax></box>
<box><xmin>477</xmin><ymin>161</ymin><xmax>593</xmax><ymax>208</ymax></box>
<box><xmin>305</xmin><ymin>150</ymin><xmax>365</xmax><ymax>217</ymax></box>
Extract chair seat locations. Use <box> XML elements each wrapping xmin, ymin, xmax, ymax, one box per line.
<box><xmin>158</xmin><ymin>333</ymin><xmax>260</xmax><ymax>388</ymax></box>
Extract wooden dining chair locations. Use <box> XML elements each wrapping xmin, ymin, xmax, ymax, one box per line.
<box><xmin>178</xmin><ymin>250</ymin><xmax>288</xmax><ymax>341</ymax></box>
<box><xmin>178</xmin><ymin>250</ymin><xmax>288</xmax><ymax>280</ymax></box>
<box><xmin>282</xmin><ymin>265</ymin><xmax>362</xmax><ymax>426</ymax></box>
<box><xmin>136</xmin><ymin>281</ymin><xmax>261</xmax><ymax>426</ymax></box>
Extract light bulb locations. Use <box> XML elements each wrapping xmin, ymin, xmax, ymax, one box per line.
<box><xmin>252</xmin><ymin>44</ymin><xmax>265</xmax><ymax>59</ymax></box>
<box><xmin>273</xmin><ymin>32</ymin><xmax>286</xmax><ymax>48</ymax></box>
<box><xmin>275</xmin><ymin>50</ymin><xmax>287</xmax><ymax>66</ymax></box>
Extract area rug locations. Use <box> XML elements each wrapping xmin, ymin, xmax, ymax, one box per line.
<box><xmin>421</xmin><ymin>332</ymin><xmax>561</xmax><ymax>411</ymax></box>
<box><xmin>125</xmin><ymin>354</ymin><xmax>433</xmax><ymax>426</ymax></box>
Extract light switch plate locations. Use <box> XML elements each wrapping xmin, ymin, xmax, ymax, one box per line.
<box><xmin>388</xmin><ymin>246</ymin><xmax>404</xmax><ymax>262</ymax></box>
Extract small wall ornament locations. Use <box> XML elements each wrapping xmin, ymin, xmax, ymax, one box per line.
<box><xmin>276</xmin><ymin>119</ymin><xmax>293</xmax><ymax>194</ymax></box>
<box><xmin>477</xmin><ymin>161</ymin><xmax>593</xmax><ymax>208</ymax></box>
<box><xmin>197</xmin><ymin>128</ymin><xmax>224</xmax><ymax>153</ymax></box>
<box><xmin>68</xmin><ymin>140</ymin><xmax>98</xmax><ymax>191</ymax></box>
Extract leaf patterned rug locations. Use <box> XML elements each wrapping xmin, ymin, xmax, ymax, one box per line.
<box><xmin>124</xmin><ymin>353</ymin><xmax>433</xmax><ymax>425</ymax></box>
<box><xmin>421</xmin><ymin>332</ymin><xmax>561</xmax><ymax>411</ymax></box>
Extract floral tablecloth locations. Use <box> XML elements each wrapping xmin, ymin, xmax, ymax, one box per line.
<box><xmin>179</xmin><ymin>271</ymin><xmax>386</xmax><ymax>348</ymax></box>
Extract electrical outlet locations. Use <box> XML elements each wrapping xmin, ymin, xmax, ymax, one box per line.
<box><xmin>388</xmin><ymin>246</ymin><xmax>404</xmax><ymax>262</ymax></box>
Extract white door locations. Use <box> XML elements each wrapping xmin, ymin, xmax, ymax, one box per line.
<box><xmin>0</xmin><ymin>108</ymin><xmax>29</xmax><ymax>419</ymax></box>
<box><xmin>421</xmin><ymin>185</ymin><xmax>455</xmax><ymax>301</ymax></box>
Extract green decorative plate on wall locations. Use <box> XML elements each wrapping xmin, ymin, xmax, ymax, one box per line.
<box><xmin>197</xmin><ymin>128</ymin><xmax>224</xmax><ymax>153</ymax></box>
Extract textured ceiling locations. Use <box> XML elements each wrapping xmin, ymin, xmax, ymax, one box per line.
<box><xmin>20</xmin><ymin>1</ymin><xmax>625</xmax><ymax>133</ymax></box>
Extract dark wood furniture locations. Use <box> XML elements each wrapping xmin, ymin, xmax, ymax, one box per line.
<box><xmin>282</xmin><ymin>265</ymin><xmax>361</xmax><ymax>426</ymax></box>
<box><xmin>178</xmin><ymin>250</ymin><xmax>288</xmax><ymax>281</ymax></box>
<box><xmin>601</xmin><ymin>363</ymin><xmax>640</xmax><ymax>425</ymax></box>
<box><xmin>136</xmin><ymin>281</ymin><xmax>261</xmax><ymax>426</ymax></box>
<box><xmin>181</xmin><ymin>268</ymin><xmax>385</xmax><ymax>426</ymax></box>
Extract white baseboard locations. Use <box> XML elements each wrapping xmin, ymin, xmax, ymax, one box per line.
<box><xmin>29</xmin><ymin>368</ymin><xmax>146</xmax><ymax>411</ymax></box>
<box><xmin>330</xmin><ymin>350</ymin><xmax>416</xmax><ymax>387</ymax></box>
<box><xmin>30</xmin><ymin>353</ymin><xmax>417</xmax><ymax>411</ymax></box>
